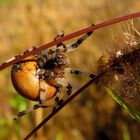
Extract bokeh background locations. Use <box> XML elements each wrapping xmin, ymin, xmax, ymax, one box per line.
<box><xmin>0</xmin><ymin>0</ymin><xmax>140</xmax><ymax>140</ymax></box>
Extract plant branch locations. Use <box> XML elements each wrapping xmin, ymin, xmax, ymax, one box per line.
<box><xmin>0</xmin><ymin>12</ymin><xmax>140</xmax><ymax>70</ymax></box>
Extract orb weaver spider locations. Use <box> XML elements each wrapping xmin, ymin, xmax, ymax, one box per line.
<box><xmin>11</xmin><ymin>25</ymin><xmax>96</xmax><ymax>119</ymax></box>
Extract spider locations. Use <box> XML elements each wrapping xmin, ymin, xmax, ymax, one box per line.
<box><xmin>11</xmin><ymin>26</ymin><xmax>95</xmax><ymax>119</ymax></box>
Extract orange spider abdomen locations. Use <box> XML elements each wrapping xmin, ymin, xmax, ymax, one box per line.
<box><xmin>11</xmin><ymin>59</ymin><xmax>56</xmax><ymax>101</ymax></box>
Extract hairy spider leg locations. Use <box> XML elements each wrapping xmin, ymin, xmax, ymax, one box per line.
<box><xmin>54</xmin><ymin>78</ymin><xmax>72</xmax><ymax>106</ymax></box>
<box><xmin>13</xmin><ymin>103</ymin><xmax>55</xmax><ymax>120</ymax></box>
<box><xmin>53</xmin><ymin>69</ymin><xmax>97</xmax><ymax>108</ymax></box>
<box><xmin>65</xmin><ymin>68</ymin><xmax>96</xmax><ymax>78</ymax></box>
<box><xmin>67</xmin><ymin>68</ymin><xmax>99</xmax><ymax>84</ymax></box>
<box><xmin>53</xmin><ymin>25</ymin><xmax>94</xmax><ymax>53</ymax></box>
<box><xmin>39</xmin><ymin>79</ymin><xmax>49</xmax><ymax>103</ymax></box>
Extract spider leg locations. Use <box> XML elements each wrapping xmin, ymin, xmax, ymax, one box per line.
<box><xmin>65</xmin><ymin>68</ymin><xmax>96</xmax><ymax>78</ymax></box>
<box><xmin>53</xmin><ymin>24</ymin><xmax>94</xmax><ymax>53</ymax></box>
<box><xmin>53</xmin><ymin>78</ymin><xmax>72</xmax><ymax>107</ymax></box>
<box><xmin>13</xmin><ymin>103</ymin><xmax>54</xmax><ymax>120</ymax></box>
<box><xmin>66</xmin><ymin>30</ymin><xmax>94</xmax><ymax>52</ymax></box>
<box><xmin>39</xmin><ymin>79</ymin><xmax>48</xmax><ymax>104</ymax></box>
<box><xmin>65</xmin><ymin>68</ymin><xmax>99</xmax><ymax>84</ymax></box>
<box><xmin>53</xmin><ymin>31</ymin><xmax>68</xmax><ymax>52</ymax></box>
<box><xmin>53</xmin><ymin>67</ymin><xmax>96</xmax><ymax>107</ymax></box>
<box><xmin>55</xmin><ymin>83</ymin><xmax>63</xmax><ymax>95</ymax></box>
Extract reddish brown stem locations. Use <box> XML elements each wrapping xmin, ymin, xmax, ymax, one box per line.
<box><xmin>0</xmin><ymin>12</ymin><xmax>140</xmax><ymax>70</ymax></box>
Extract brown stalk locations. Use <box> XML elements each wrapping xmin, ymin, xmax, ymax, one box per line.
<box><xmin>0</xmin><ymin>12</ymin><xmax>140</xmax><ymax>71</ymax></box>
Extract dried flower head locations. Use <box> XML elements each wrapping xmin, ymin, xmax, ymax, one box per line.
<box><xmin>98</xmin><ymin>22</ymin><xmax>140</xmax><ymax>112</ymax></box>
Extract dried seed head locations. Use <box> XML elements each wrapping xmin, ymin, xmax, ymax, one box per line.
<box><xmin>98</xmin><ymin>23</ymin><xmax>140</xmax><ymax>112</ymax></box>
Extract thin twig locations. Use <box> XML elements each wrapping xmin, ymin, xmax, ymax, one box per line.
<box><xmin>24</xmin><ymin>71</ymin><xmax>106</xmax><ymax>140</ymax></box>
<box><xmin>0</xmin><ymin>12</ymin><xmax>140</xmax><ymax>71</ymax></box>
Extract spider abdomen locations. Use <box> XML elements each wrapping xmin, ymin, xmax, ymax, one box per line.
<box><xmin>11</xmin><ymin>59</ymin><xmax>57</xmax><ymax>101</ymax></box>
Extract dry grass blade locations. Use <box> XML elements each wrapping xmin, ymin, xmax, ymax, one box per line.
<box><xmin>0</xmin><ymin>12</ymin><xmax>140</xmax><ymax>71</ymax></box>
<box><xmin>24</xmin><ymin>71</ymin><xmax>106</xmax><ymax>140</ymax></box>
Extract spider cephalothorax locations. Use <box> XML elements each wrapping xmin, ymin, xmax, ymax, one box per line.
<box><xmin>36</xmin><ymin>50</ymin><xmax>71</xmax><ymax>86</ymax></box>
<box><xmin>11</xmin><ymin>27</ymin><xmax>95</xmax><ymax>119</ymax></box>
<box><xmin>37</xmin><ymin>51</ymin><xmax>70</xmax><ymax>73</ymax></box>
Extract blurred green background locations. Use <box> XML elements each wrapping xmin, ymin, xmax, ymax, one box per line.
<box><xmin>0</xmin><ymin>0</ymin><xmax>140</xmax><ymax>140</ymax></box>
